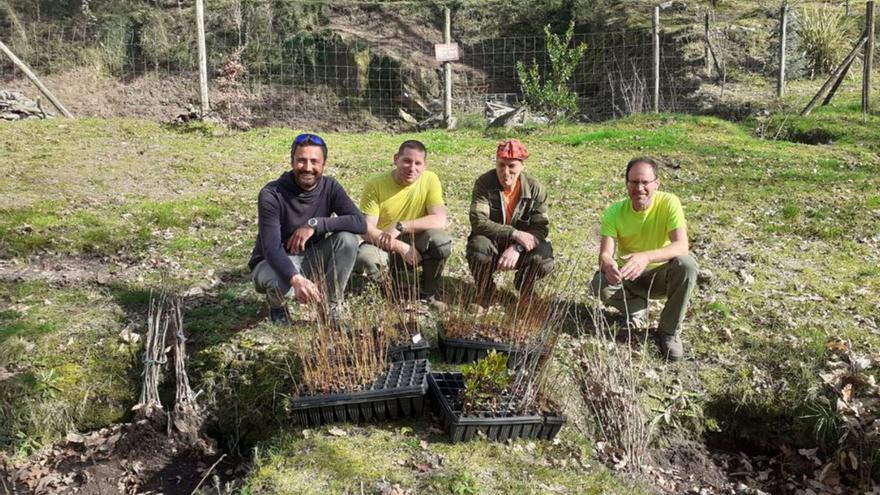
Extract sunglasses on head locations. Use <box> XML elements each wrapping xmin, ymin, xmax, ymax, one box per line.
<box><xmin>293</xmin><ymin>133</ymin><xmax>325</xmax><ymax>146</ymax></box>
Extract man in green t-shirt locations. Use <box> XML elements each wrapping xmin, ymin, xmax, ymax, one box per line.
<box><xmin>354</xmin><ymin>140</ymin><xmax>451</xmax><ymax>308</ymax></box>
<box><xmin>592</xmin><ymin>157</ymin><xmax>698</xmax><ymax>361</ymax></box>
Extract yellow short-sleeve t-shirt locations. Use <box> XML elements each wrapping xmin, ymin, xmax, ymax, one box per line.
<box><xmin>360</xmin><ymin>170</ymin><xmax>445</xmax><ymax>230</ymax></box>
<box><xmin>600</xmin><ymin>191</ymin><xmax>687</xmax><ymax>269</ymax></box>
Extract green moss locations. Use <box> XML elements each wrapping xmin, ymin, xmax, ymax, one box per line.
<box><xmin>244</xmin><ymin>425</ymin><xmax>638</xmax><ymax>494</ymax></box>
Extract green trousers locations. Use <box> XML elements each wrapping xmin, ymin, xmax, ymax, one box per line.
<box><xmin>354</xmin><ymin>228</ymin><xmax>452</xmax><ymax>298</ymax></box>
<box><xmin>590</xmin><ymin>254</ymin><xmax>698</xmax><ymax>336</ymax></box>
<box><xmin>466</xmin><ymin>234</ymin><xmax>555</xmax><ymax>302</ymax></box>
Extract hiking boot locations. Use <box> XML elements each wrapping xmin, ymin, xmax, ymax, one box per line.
<box><xmin>657</xmin><ymin>333</ymin><xmax>683</xmax><ymax>362</ymax></box>
<box><xmin>269</xmin><ymin>306</ymin><xmax>291</xmax><ymax>325</ymax></box>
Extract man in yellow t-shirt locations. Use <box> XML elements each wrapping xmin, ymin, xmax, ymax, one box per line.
<box><xmin>592</xmin><ymin>157</ymin><xmax>698</xmax><ymax>361</ymax></box>
<box><xmin>354</xmin><ymin>140</ymin><xmax>451</xmax><ymax>308</ymax></box>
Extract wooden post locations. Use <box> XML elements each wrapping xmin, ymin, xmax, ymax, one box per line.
<box><xmin>0</xmin><ymin>40</ymin><xmax>73</xmax><ymax>118</ymax></box>
<box><xmin>822</xmin><ymin>54</ymin><xmax>856</xmax><ymax>105</ymax></box>
<box><xmin>653</xmin><ymin>5</ymin><xmax>660</xmax><ymax>113</ymax></box>
<box><xmin>864</xmin><ymin>1</ymin><xmax>875</xmax><ymax>113</ymax></box>
<box><xmin>443</xmin><ymin>6</ymin><xmax>454</xmax><ymax>128</ymax></box>
<box><xmin>777</xmin><ymin>1</ymin><xmax>787</xmax><ymax>98</ymax></box>
<box><xmin>802</xmin><ymin>33</ymin><xmax>867</xmax><ymax>116</ymax></box>
<box><xmin>704</xmin><ymin>12</ymin><xmax>712</xmax><ymax>77</ymax></box>
<box><xmin>196</xmin><ymin>0</ymin><xmax>210</xmax><ymax>116</ymax></box>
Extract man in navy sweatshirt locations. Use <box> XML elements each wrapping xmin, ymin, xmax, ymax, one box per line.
<box><xmin>248</xmin><ymin>133</ymin><xmax>366</xmax><ymax>323</ymax></box>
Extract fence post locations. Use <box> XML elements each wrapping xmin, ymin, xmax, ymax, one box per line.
<box><xmin>864</xmin><ymin>1</ymin><xmax>875</xmax><ymax>114</ymax></box>
<box><xmin>443</xmin><ymin>6</ymin><xmax>454</xmax><ymax>128</ymax></box>
<box><xmin>0</xmin><ymin>40</ymin><xmax>74</xmax><ymax>118</ymax></box>
<box><xmin>653</xmin><ymin>5</ymin><xmax>660</xmax><ymax>113</ymax></box>
<box><xmin>777</xmin><ymin>1</ymin><xmax>787</xmax><ymax>98</ymax></box>
<box><xmin>704</xmin><ymin>12</ymin><xmax>711</xmax><ymax>77</ymax></box>
<box><xmin>196</xmin><ymin>0</ymin><xmax>210</xmax><ymax>117</ymax></box>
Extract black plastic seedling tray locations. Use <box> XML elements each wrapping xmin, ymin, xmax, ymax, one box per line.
<box><xmin>291</xmin><ymin>359</ymin><xmax>431</xmax><ymax>426</ymax></box>
<box><xmin>387</xmin><ymin>338</ymin><xmax>431</xmax><ymax>362</ymax></box>
<box><xmin>437</xmin><ymin>325</ymin><xmax>541</xmax><ymax>368</ymax></box>
<box><xmin>428</xmin><ymin>371</ymin><xmax>565</xmax><ymax>443</ymax></box>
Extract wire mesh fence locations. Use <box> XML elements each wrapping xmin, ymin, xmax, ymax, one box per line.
<box><xmin>0</xmin><ymin>1</ymin><xmax>875</xmax><ymax>129</ymax></box>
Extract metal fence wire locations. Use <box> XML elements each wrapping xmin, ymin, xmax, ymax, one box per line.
<box><xmin>0</xmin><ymin>1</ymin><xmax>874</xmax><ymax>129</ymax></box>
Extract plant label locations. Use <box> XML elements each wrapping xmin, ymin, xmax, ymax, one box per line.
<box><xmin>412</xmin><ymin>333</ymin><xmax>423</xmax><ymax>344</ymax></box>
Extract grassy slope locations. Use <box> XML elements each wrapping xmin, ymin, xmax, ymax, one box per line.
<box><xmin>1</xmin><ymin>96</ymin><xmax>879</xmax><ymax>491</ymax></box>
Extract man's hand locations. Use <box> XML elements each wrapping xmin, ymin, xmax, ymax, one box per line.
<box><xmin>600</xmin><ymin>257</ymin><xmax>622</xmax><ymax>285</ymax></box>
<box><xmin>377</xmin><ymin>225</ymin><xmax>402</xmax><ymax>251</ymax></box>
<box><xmin>497</xmin><ymin>245</ymin><xmax>520</xmax><ymax>272</ymax></box>
<box><xmin>401</xmin><ymin>244</ymin><xmax>422</xmax><ymax>266</ymax></box>
<box><xmin>286</xmin><ymin>226</ymin><xmax>315</xmax><ymax>254</ymax></box>
<box><xmin>619</xmin><ymin>252</ymin><xmax>650</xmax><ymax>281</ymax></box>
<box><xmin>512</xmin><ymin>230</ymin><xmax>539</xmax><ymax>251</ymax></box>
<box><xmin>289</xmin><ymin>274</ymin><xmax>322</xmax><ymax>304</ymax></box>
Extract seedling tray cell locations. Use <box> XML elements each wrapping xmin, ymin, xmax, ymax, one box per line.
<box><xmin>291</xmin><ymin>359</ymin><xmax>431</xmax><ymax>426</ymax></box>
<box><xmin>387</xmin><ymin>338</ymin><xmax>431</xmax><ymax>362</ymax></box>
<box><xmin>428</xmin><ymin>372</ymin><xmax>565</xmax><ymax>443</ymax></box>
<box><xmin>437</xmin><ymin>325</ymin><xmax>542</xmax><ymax>369</ymax></box>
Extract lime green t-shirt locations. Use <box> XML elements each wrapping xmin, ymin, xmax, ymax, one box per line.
<box><xmin>600</xmin><ymin>191</ymin><xmax>687</xmax><ymax>269</ymax></box>
<box><xmin>360</xmin><ymin>170</ymin><xmax>445</xmax><ymax>230</ymax></box>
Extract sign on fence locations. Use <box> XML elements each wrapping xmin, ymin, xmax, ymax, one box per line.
<box><xmin>434</xmin><ymin>43</ymin><xmax>460</xmax><ymax>63</ymax></box>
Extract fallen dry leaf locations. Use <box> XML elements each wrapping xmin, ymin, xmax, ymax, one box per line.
<box><xmin>327</xmin><ymin>427</ymin><xmax>347</xmax><ymax>437</ymax></box>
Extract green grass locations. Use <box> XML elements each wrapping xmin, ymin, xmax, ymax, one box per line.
<box><xmin>1</xmin><ymin>102</ymin><xmax>879</xmax><ymax>489</ymax></box>
<box><xmin>243</xmin><ymin>424</ymin><xmax>632</xmax><ymax>494</ymax></box>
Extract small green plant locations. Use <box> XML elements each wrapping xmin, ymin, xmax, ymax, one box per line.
<box><xmin>516</xmin><ymin>22</ymin><xmax>587</xmax><ymax>122</ymax></box>
<box><xmin>461</xmin><ymin>350</ymin><xmax>510</xmax><ymax>412</ymax></box>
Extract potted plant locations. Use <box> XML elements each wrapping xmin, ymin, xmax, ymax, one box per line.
<box><xmin>429</xmin><ymin>350</ymin><xmax>565</xmax><ymax>442</ymax></box>
<box><xmin>438</xmin><ymin>290</ymin><xmax>554</xmax><ymax>367</ymax></box>
<box><xmin>289</xmin><ymin>303</ymin><xmax>431</xmax><ymax>426</ymax></box>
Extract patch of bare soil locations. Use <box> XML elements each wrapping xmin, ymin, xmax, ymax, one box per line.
<box><xmin>1</xmin><ymin>67</ymin><xmax>199</xmax><ymax>122</ymax></box>
<box><xmin>0</xmin><ymin>256</ymin><xmax>139</xmax><ymax>286</ymax></box>
<box><xmin>1</xmin><ymin>421</ymin><xmax>242</xmax><ymax>495</ymax></box>
<box><xmin>643</xmin><ymin>438</ymin><xmax>876</xmax><ymax>495</ymax></box>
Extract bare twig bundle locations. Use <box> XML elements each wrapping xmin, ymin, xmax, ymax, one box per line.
<box><xmin>501</xmin><ymin>262</ymin><xmax>580</xmax><ymax>415</ymax></box>
<box><xmin>441</xmin><ymin>263</ymin><xmax>551</xmax><ymax>348</ymax></box>
<box><xmin>291</xmin><ymin>261</ymin><xmax>390</xmax><ymax>396</ymax></box>
<box><xmin>377</xmin><ymin>250</ymin><xmax>423</xmax><ymax>346</ymax></box>
<box><xmin>571</xmin><ymin>280</ymin><xmax>654</xmax><ymax>473</ymax></box>
<box><xmin>134</xmin><ymin>288</ymin><xmax>170</xmax><ymax>422</ymax></box>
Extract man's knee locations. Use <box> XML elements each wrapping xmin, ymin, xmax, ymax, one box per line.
<box><xmin>422</xmin><ymin>229</ymin><xmax>452</xmax><ymax>260</ymax></box>
<box><xmin>331</xmin><ymin>231</ymin><xmax>359</xmax><ymax>257</ymax></box>
<box><xmin>526</xmin><ymin>241</ymin><xmax>554</xmax><ymax>276</ymax></box>
<box><xmin>354</xmin><ymin>243</ymin><xmax>384</xmax><ymax>280</ymax></box>
<box><xmin>465</xmin><ymin>235</ymin><xmax>496</xmax><ymax>266</ymax></box>
<box><xmin>670</xmin><ymin>254</ymin><xmax>698</xmax><ymax>283</ymax></box>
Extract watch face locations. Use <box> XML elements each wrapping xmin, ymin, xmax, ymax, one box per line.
<box><xmin>308</xmin><ymin>218</ymin><xmax>318</xmax><ymax>227</ymax></box>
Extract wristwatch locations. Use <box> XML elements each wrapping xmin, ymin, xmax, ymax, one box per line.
<box><xmin>307</xmin><ymin>217</ymin><xmax>319</xmax><ymax>229</ymax></box>
<box><xmin>514</xmin><ymin>244</ymin><xmax>526</xmax><ymax>253</ymax></box>
<box><xmin>395</xmin><ymin>221</ymin><xmax>405</xmax><ymax>233</ymax></box>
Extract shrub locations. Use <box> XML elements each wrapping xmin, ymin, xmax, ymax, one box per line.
<box><xmin>516</xmin><ymin>22</ymin><xmax>587</xmax><ymax>122</ymax></box>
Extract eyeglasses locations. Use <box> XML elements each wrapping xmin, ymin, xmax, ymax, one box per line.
<box><xmin>627</xmin><ymin>178</ymin><xmax>657</xmax><ymax>187</ymax></box>
<box><xmin>293</xmin><ymin>133</ymin><xmax>325</xmax><ymax>146</ymax></box>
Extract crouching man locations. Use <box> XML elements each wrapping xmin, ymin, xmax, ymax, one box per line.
<box><xmin>591</xmin><ymin>157</ymin><xmax>698</xmax><ymax>361</ymax></box>
<box><xmin>248</xmin><ymin>133</ymin><xmax>366</xmax><ymax>323</ymax></box>
<box><xmin>467</xmin><ymin>139</ymin><xmax>554</xmax><ymax>305</ymax></box>
<box><xmin>354</xmin><ymin>140</ymin><xmax>451</xmax><ymax>309</ymax></box>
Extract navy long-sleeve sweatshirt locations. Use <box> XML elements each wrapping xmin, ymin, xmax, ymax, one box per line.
<box><xmin>248</xmin><ymin>171</ymin><xmax>366</xmax><ymax>283</ymax></box>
